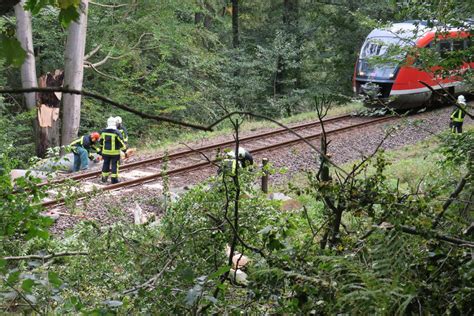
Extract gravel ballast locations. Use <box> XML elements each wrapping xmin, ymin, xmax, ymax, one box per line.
<box><xmin>49</xmin><ymin>105</ymin><xmax>472</xmax><ymax>233</ymax></box>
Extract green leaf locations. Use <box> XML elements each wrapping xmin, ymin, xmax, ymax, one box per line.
<box><xmin>48</xmin><ymin>271</ymin><xmax>62</xmax><ymax>288</ymax></box>
<box><xmin>58</xmin><ymin>0</ymin><xmax>80</xmax><ymax>9</ymax></box>
<box><xmin>208</xmin><ymin>265</ymin><xmax>230</xmax><ymax>280</ymax></box>
<box><xmin>180</xmin><ymin>267</ymin><xmax>195</xmax><ymax>282</ymax></box>
<box><xmin>58</xmin><ymin>5</ymin><xmax>80</xmax><ymax>28</ymax></box>
<box><xmin>21</xmin><ymin>279</ymin><xmax>35</xmax><ymax>293</ymax></box>
<box><xmin>7</xmin><ymin>271</ymin><xmax>21</xmax><ymax>284</ymax></box>
<box><xmin>0</xmin><ymin>35</ymin><xmax>26</xmax><ymax>67</ymax></box>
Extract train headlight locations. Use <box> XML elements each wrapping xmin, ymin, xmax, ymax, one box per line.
<box><xmin>359</xmin><ymin>71</ymin><xmax>365</xmax><ymax>76</ymax></box>
<box><xmin>389</xmin><ymin>73</ymin><xmax>394</xmax><ymax>78</ymax></box>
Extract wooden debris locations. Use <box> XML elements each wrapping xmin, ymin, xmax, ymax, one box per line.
<box><xmin>133</xmin><ymin>202</ymin><xmax>148</xmax><ymax>224</ymax></box>
<box><xmin>225</xmin><ymin>245</ymin><xmax>250</xmax><ymax>269</ymax></box>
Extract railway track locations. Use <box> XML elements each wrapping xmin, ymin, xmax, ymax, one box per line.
<box><xmin>41</xmin><ymin>114</ymin><xmax>395</xmax><ymax>208</ymax></box>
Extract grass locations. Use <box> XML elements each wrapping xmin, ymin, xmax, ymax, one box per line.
<box><xmin>137</xmin><ymin>101</ymin><xmax>364</xmax><ymax>155</ymax></box>
<box><xmin>284</xmin><ymin>126</ymin><xmax>469</xmax><ymax>202</ymax></box>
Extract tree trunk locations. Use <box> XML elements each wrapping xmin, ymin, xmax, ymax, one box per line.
<box><xmin>14</xmin><ymin>0</ymin><xmax>37</xmax><ymax>111</ymax></box>
<box><xmin>231</xmin><ymin>0</ymin><xmax>239</xmax><ymax>48</ymax></box>
<box><xmin>36</xmin><ymin>70</ymin><xmax>64</xmax><ymax>157</ymax></box>
<box><xmin>61</xmin><ymin>0</ymin><xmax>89</xmax><ymax>147</ymax></box>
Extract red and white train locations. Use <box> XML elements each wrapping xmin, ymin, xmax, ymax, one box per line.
<box><xmin>353</xmin><ymin>20</ymin><xmax>473</xmax><ymax>108</ymax></box>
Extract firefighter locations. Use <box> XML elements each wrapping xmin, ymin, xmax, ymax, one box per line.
<box><xmin>450</xmin><ymin>95</ymin><xmax>467</xmax><ymax>134</ymax></box>
<box><xmin>115</xmin><ymin>116</ymin><xmax>128</xmax><ymax>145</ymax></box>
<box><xmin>219</xmin><ymin>147</ymin><xmax>254</xmax><ymax>177</ymax></box>
<box><xmin>100</xmin><ymin>117</ymin><xmax>126</xmax><ymax>184</ymax></box>
<box><xmin>69</xmin><ymin>132</ymin><xmax>101</xmax><ymax>172</ymax></box>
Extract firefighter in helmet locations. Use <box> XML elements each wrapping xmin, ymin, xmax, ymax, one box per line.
<box><xmin>115</xmin><ymin>116</ymin><xmax>128</xmax><ymax>145</ymax></box>
<box><xmin>100</xmin><ymin>117</ymin><xmax>126</xmax><ymax>184</ymax></box>
<box><xmin>69</xmin><ymin>132</ymin><xmax>101</xmax><ymax>172</ymax></box>
<box><xmin>219</xmin><ymin>147</ymin><xmax>254</xmax><ymax>177</ymax></box>
<box><xmin>450</xmin><ymin>95</ymin><xmax>467</xmax><ymax>134</ymax></box>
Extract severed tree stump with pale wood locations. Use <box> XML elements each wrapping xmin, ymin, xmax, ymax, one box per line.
<box><xmin>36</xmin><ymin>70</ymin><xmax>64</xmax><ymax>157</ymax></box>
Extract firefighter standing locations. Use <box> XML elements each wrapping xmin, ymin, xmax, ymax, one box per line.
<box><xmin>100</xmin><ymin>117</ymin><xmax>126</xmax><ymax>184</ymax></box>
<box><xmin>450</xmin><ymin>95</ymin><xmax>467</xmax><ymax>134</ymax></box>
<box><xmin>115</xmin><ymin>116</ymin><xmax>128</xmax><ymax>145</ymax></box>
<box><xmin>69</xmin><ymin>132</ymin><xmax>101</xmax><ymax>172</ymax></box>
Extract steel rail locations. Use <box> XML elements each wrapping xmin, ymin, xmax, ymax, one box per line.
<box><xmin>37</xmin><ymin>114</ymin><xmax>353</xmax><ymax>187</ymax></box>
<box><xmin>41</xmin><ymin>115</ymin><xmax>394</xmax><ymax>208</ymax></box>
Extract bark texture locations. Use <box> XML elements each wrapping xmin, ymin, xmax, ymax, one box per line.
<box><xmin>231</xmin><ymin>0</ymin><xmax>239</xmax><ymax>48</ymax></box>
<box><xmin>14</xmin><ymin>0</ymin><xmax>37</xmax><ymax>110</ymax></box>
<box><xmin>61</xmin><ymin>0</ymin><xmax>89</xmax><ymax>147</ymax></box>
<box><xmin>37</xmin><ymin>70</ymin><xmax>64</xmax><ymax>157</ymax></box>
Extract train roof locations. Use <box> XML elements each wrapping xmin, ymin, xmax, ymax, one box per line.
<box><xmin>366</xmin><ymin>20</ymin><xmax>471</xmax><ymax>45</ymax></box>
<box><xmin>366</xmin><ymin>22</ymin><xmax>429</xmax><ymax>44</ymax></box>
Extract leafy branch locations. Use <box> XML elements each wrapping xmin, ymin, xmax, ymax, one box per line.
<box><xmin>4</xmin><ymin>251</ymin><xmax>88</xmax><ymax>261</ymax></box>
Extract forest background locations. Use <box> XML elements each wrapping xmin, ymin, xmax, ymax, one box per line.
<box><xmin>0</xmin><ymin>0</ymin><xmax>473</xmax><ymax>314</ymax></box>
<box><xmin>0</xmin><ymin>0</ymin><xmax>437</xmax><ymax>161</ymax></box>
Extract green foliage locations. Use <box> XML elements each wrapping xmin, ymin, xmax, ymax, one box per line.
<box><xmin>0</xmin><ymin>34</ymin><xmax>26</xmax><ymax>67</ymax></box>
<box><xmin>437</xmin><ymin>129</ymin><xmax>474</xmax><ymax>169</ymax></box>
<box><xmin>0</xmin><ymin>0</ymin><xmax>79</xmax><ymax>67</ymax></box>
<box><xmin>0</xmin><ymin>1</ymin><xmax>473</xmax><ymax>314</ymax></box>
<box><xmin>0</xmin><ymin>110</ymin><xmax>35</xmax><ymax>167</ymax></box>
<box><xmin>25</xmin><ymin>0</ymin><xmax>80</xmax><ymax>27</ymax></box>
<box><xmin>0</xmin><ymin>151</ymin><xmax>51</xmax><ymax>250</ymax></box>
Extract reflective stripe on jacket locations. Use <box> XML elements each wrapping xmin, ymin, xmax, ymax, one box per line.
<box><xmin>69</xmin><ymin>135</ymin><xmax>100</xmax><ymax>157</ymax></box>
<box><xmin>118</xmin><ymin>125</ymin><xmax>128</xmax><ymax>143</ymax></box>
<box><xmin>100</xmin><ymin>129</ymin><xmax>126</xmax><ymax>156</ymax></box>
<box><xmin>221</xmin><ymin>159</ymin><xmax>237</xmax><ymax>177</ymax></box>
<box><xmin>450</xmin><ymin>105</ymin><xmax>466</xmax><ymax>123</ymax></box>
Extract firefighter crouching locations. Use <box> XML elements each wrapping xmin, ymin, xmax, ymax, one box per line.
<box><xmin>219</xmin><ymin>147</ymin><xmax>254</xmax><ymax>177</ymax></box>
<box><xmin>69</xmin><ymin>132</ymin><xmax>101</xmax><ymax>172</ymax></box>
<box><xmin>450</xmin><ymin>95</ymin><xmax>467</xmax><ymax>134</ymax></box>
<box><xmin>100</xmin><ymin>117</ymin><xmax>127</xmax><ymax>184</ymax></box>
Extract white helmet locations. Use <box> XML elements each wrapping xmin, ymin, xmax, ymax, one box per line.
<box><xmin>115</xmin><ymin>116</ymin><xmax>122</xmax><ymax>125</ymax></box>
<box><xmin>237</xmin><ymin>147</ymin><xmax>248</xmax><ymax>159</ymax></box>
<box><xmin>107</xmin><ymin>117</ymin><xmax>117</xmax><ymax>129</ymax></box>
<box><xmin>227</xmin><ymin>147</ymin><xmax>248</xmax><ymax>159</ymax></box>
<box><xmin>458</xmin><ymin>95</ymin><xmax>466</xmax><ymax>105</ymax></box>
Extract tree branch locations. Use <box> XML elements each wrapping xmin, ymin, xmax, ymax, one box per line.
<box><xmin>84</xmin><ymin>44</ymin><xmax>102</xmax><ymax>61</ymax></box>
<box><xmin>432</xmin><ymin>174</ymin><xmax>470</xmax><ymax>229</ymax></box>
<box><xmin>89</xmin><ymin>1</ymin><xmax>128</xmax><ymax>8</ymax></box>
<box><xmin>122</xmin><ymin>255</ymin><xmax>176</xmax><ymax>295</ymax></box>
<box><xmin>0</xmin><ymin>87</ymin><xmax>211</xmax><ymax>131</ymax></box>
<box><xmin>84</xmin><ymin>51</ymin><xmax>112</xmax><ymax>68</ymax></box>
<box><xmin>86</xmin><ymin>62</ymin><xmax>124</xmax><ymax>81</ymax></box>
<box><xmin>4</xmin><ymin>251</ymin><xmax>88</xmax><ymax>261</ymax></box>
<box><xmin>399</xmin><ymin>225</ymin><xmax>474</xmax><ymax>248</ymax></box>
<box><xmin>4</xmin><ymin>279</ymin><xmax>42</xmax><ymax>315</ymax></box>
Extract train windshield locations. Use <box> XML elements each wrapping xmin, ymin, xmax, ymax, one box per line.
<box><xmin>358</xmin><ymin>36</ymin><xmax>409</xmax><ymax>80</ymax></box>
<box><xmin>360</xmin><ymin>36</ymin><xmax>408</xmax><ymax>59</ymax></box>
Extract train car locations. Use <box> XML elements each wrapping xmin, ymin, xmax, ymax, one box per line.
<box><xmin>353</xmin><ymin>21</ymin><xmax>473</xmax><ymax>109</ymax></box>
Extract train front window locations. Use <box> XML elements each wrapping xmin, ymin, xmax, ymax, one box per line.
<box><xmin>360</xmin><ymin>37</ymin><xmax>407</xmax><ymax>59</ymax></box>
<box><xmin>358</xmin><ymin>36</ymin><xmax>405</xmax><ymax>79</ymax></box>
<box><xmin>439</xmin><ymin>41</ymin><xmax>451</xmax><ymax>58</ymax></box>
